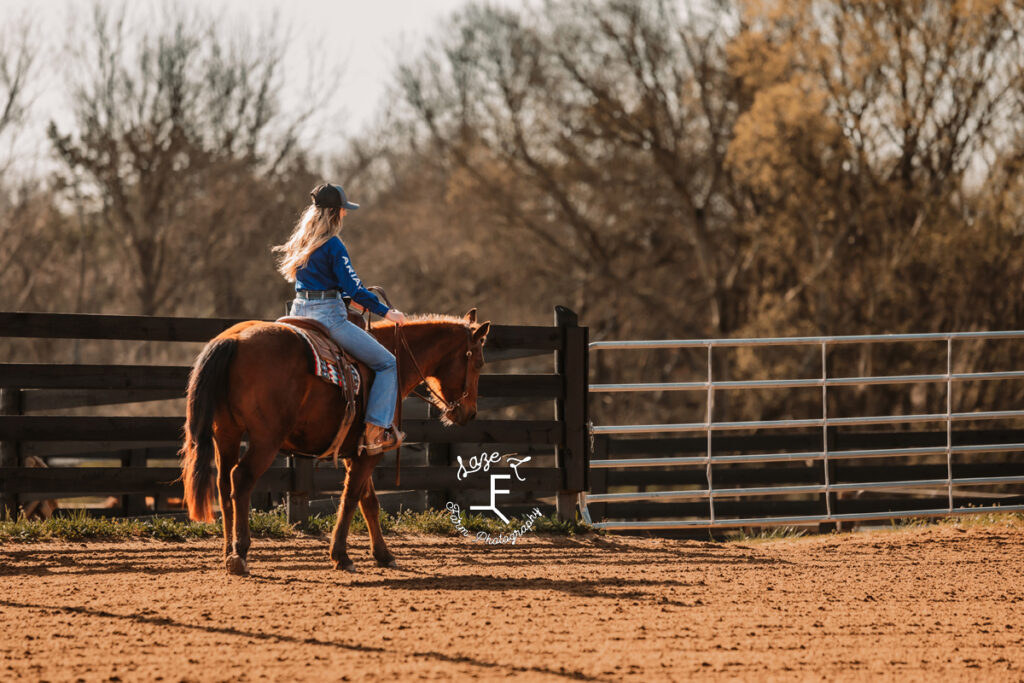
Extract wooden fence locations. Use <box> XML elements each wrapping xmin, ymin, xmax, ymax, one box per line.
<box><xmin>0</xmin><ymin>307</ymin><xmax>589</xmax><ymax>524</ymax></box>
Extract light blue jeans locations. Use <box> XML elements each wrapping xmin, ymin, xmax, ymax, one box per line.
<box><xmin>290</xmin><ymin>297</ymin><xmax>398</xmax><ymax>428</ymax></box>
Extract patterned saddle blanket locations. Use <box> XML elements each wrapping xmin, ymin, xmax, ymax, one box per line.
<box><xmin>275</xmin><ymin>316</ymin><xmax>362</xmax><ymax>395</ymax></box>
<box><xmin>275</xmin><ymin>316</ymin><xmax>369</xmax><ymax>464</ymax></box>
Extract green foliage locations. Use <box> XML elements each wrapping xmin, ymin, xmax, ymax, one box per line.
<box><xmin>1</xmin><ymin>509</ymin><xmax>261</xmax><ymax>543</ymax></box>
<box><xmin>891</xmin><ymin>511</ymin><xmax>1024</xmax><ymax>530</ymax></box>
<box><xmin>724</xmin><ymin>526</ymin><xmax>808</xmax><ymax>543</ymax></box>
<box><xmin>248</xmin><ymin>505</ymin><xmax>294</xmax><ymax>538</ymax></box>
<box><xmin>411</xmin><ymin>508</ymin><xmax>591</xmax><ymax>537</ymax></box>
<box><xmin>392</xmin><ymin>509</ymin><xmax>452</xmax><ymax>535</ymax></box>
<box><xmin>0</xmin><ymin>507</ymin><xmax>589</xmax><ymax>543</ymax></box>
<box><xmin>298</xmin><ymin>508</ymin><xmax>591</xmax><ymax>538</ymax></box>
<box><xmin>304</xmin><ymin>513</ymin><xmax>337</xmax><ymax>536</ymax></box>
<box><xmin>532</xmin><ymin>514</ymin><xmax>592</xmax><ymax>536</ymax></box>
<box><xmin>719</xmin><ymin>512</ymin><xmax>1024</xmax><ymax>543</ymax></box>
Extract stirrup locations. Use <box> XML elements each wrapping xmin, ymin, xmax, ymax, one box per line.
<box><xmin>361</xmin><ymin>426</ymin><xmax>405</xmax><ymax>456</ymax></box>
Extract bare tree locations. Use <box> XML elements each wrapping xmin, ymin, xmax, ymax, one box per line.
<box><xmin>0</xmin><ymin>10</ymin><xmax>54</xmax><ymax>319</ymax></box>
<box><xmin>375</xmin><ymin>0</ymin><xmax>1024</xmax><ymax>426</ymax></box>
<box><xmin>48</xmin><ymin>2</ymin><xmax>324</xmax><ymax>316</ymax></box>
<box><xmin>0</xmin><ymin>10</ymin><xmax>36</xmax><ymax>177</ymax></box>
<box><xmin>394</xmin><ymin>2</ymin><xmax>746</xmax><ymax>341</ymax></box>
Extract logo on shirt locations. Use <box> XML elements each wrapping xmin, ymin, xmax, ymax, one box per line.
<box><xmin>341</xmin><ymin>256</ymin><xmax>363</xmax><ymax>287</ymax></box>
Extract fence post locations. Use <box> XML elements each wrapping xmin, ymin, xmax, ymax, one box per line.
<box><xmin>588</xmin><ymin>434</ymin><xmax>608</xmax><ymax>523</ymax></box>
<box><xmin>0</xmin><ymin>388</ymin><xmax>23</xmax><ymax>519</ymax></box>
<box><xmin>123</xmin><ymin>447</ymin><xmax>149</xmax><ymax>516</ymax></box>
<box><xmin>819</xmin><ymin>427</ymin><xmax>838</xmax><ymax>533</ymax></box>
<box><xmin>554</xmin><ymin>306</ymin><xmax>589</xmax><ymax>522</ymax></box>
<box><xmin>425</xmin><ymin>403</ymin><xmax>452</xmax><ymax>510</ymax></box>
<box><xmin>287</xmin><ymin>455</ymin><xmax>314</xmax><ymax>528</ymax></box>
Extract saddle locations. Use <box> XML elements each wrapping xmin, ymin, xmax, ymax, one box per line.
<box><xmin>276</xmin><ymin>314</ymin><xmax>371</xmax><ymax>465</ymax></box>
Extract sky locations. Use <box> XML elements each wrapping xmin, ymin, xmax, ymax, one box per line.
<box><xmin>236</xmin><ymin>0</ymin><xmax>485</xmax><ymax>131</ymax></box>
<box><xmin>1</xmin><ymin>0</ymin><xmax>510</xmax><ymax>175</ymax></box>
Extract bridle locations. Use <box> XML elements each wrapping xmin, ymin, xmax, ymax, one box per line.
<box><xmin>398</xmin><ymin>325</ymin><xmax>478</xmax><ymax>419</ymax></box>
<box><xmin>362</xmin><ymin>286</ymin><xmax>478</xmax><ymax>418</ymax></box>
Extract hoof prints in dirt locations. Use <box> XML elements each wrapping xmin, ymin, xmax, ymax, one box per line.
<box><xmin>1</xmin><ymin>528</ymin><xmax>1023</xmax><ymax>680</ymax></box>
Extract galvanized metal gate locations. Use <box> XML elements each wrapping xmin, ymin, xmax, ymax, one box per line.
<box><xmin>579</xmin><ymin>331</ymin><xmax>1024</xmax><ymax>531</ymax></box>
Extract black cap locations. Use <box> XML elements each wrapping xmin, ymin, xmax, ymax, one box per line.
<box><xmin>311</xmin><ymin>183</ymin><xmax>360</xmax><ymax>210</ymax></box>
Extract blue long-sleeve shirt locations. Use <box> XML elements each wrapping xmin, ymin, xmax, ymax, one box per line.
<box><xmin>295</xmin><ymin>237</ymin><xmax>390</xmax><ymax>317</ymax></box>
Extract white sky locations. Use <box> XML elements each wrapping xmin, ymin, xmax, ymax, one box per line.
<box><xmin>239</xmin><ymin>0</ymin><xmax>484</xmax><ymax>131</ymax></box>
<box><xmin>0</xmin><ymin>0</ymin><xmax>507</xmax><ymax>176</ymax></box>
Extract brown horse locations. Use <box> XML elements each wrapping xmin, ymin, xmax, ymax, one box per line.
<box><xmin>179</xmin><ymin>309</ymin><xmax>489</xmax><ymax>575</ymax></box>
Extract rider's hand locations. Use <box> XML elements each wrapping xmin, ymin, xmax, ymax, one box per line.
<box><xmin>385</xmin><ymin>309</ymin><xmax>407</xmax><ymax>325</ymax></box>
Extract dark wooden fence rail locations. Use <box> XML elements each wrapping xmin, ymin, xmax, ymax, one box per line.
<box><xmin>0</xmin><ymin>309</ymin><xmax>589</xmax><ymax>523</ymax></box>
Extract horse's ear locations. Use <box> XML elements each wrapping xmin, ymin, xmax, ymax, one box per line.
<box><xmin>473</xmin><ymin>321</ymin><xmax>490</xmax><ymax>343</ymax></box>
<box><xmin>464</xmin><ymin>308</ymin><xmax>477</xmax><ymax>323</ymax></box>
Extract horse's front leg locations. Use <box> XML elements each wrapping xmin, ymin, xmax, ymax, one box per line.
<box><xmin>329</xmin><ymin>457</ymin><xmax>376</xmax><ymax>572</ymax></box>
<box><xmin>359</xmin><ymin>473</ymin><xmax>396</xmax><ymax>568</ymax></box>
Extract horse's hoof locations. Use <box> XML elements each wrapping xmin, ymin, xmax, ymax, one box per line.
<box><xmin>386</xmin><ymin>560</ymin><xmax>399</xmax><ymax>569</ymax></box>
<box><xmin>376</xmin><ymin>558</ymin><xmax>398</xmax><ymax>569</ymax></box>
<box><xmin>225</xmin><ymin>554</ymin><xmax>249</xmax><ymax>576</ymax></box>
<box><xmin>334</xmin><ymin>561</ymin><xmax>356</xmax><ymax>573</ymax></box>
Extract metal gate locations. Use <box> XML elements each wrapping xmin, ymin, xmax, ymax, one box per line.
<box><xmin>579</xmin><ymin>331</ymin><xmax>1024</xmax><ymax>530</ymax></box>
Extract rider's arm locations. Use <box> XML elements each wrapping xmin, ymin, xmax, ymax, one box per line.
<box><xmin>329</xmin><ymin>238</ymin><xmax>391</xmax><ymax>317</ymax></box>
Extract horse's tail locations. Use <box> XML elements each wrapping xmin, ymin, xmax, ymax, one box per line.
<box><xmin>179</xmin><ymin>336</ymin><xmax>238</xmax><ymax>523</ymax></box>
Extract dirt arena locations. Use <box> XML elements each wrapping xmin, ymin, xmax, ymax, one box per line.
<box><xmin>1</xmin><ymin>523</ymin><xmax>1023</xmax><ymax>681</ymax></box>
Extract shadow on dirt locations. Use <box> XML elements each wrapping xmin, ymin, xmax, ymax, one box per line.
<box><xmin>0</xmin><ymin>598</ymin><xmax>603</xmax><ymax>681</ymax></box>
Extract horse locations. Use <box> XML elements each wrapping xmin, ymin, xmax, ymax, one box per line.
<box><xmin>178</xmin><ymin>308</ymin><xmax>490</xmax><ymax>575</ymax></box>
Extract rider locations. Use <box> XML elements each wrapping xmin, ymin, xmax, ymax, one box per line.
<box><xmin>273</xmin><ymin>183</ymin><xmax>407</xmax><ymax>455</ymax></box>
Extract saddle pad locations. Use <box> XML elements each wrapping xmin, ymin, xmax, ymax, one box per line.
<box><xmin>276</xmin><ymin>320</ymin><xmax>361</xmax><ymax>395</ymax></box>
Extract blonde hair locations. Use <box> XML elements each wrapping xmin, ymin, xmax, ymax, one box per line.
<box><xmin>273</xmin><ymin>205</ymin><xmax>344</xmax><ymax>281</ymax></box>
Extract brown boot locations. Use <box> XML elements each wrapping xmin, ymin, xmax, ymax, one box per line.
<box><xmin>362</xmin><ymin>423</ymin><xmax>405</xmax><ymax>456</ymax></box>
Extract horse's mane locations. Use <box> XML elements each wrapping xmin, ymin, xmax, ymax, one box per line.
<box><xmin>370</xmin><ymin>314</ymin><xmax>473</xmax><ymax>330</ymax></box>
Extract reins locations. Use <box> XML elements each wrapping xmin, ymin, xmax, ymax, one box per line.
<box><xmin>364</xmin><ymin>287</ymin><xmax>475</xmax><ymax>417</ymax></box>
<box><xmin>363</xmin><ymin>288</ymin><xmax>477</xmax><ymax>488</ymax></box>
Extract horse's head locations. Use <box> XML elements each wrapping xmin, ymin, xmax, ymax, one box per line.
<box><xmin>429</xmin><ymin>309</ymin><xmax>490</xmax><ymax>426</ymax></box>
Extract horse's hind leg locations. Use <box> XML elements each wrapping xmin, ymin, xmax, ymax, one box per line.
<box><xmin>329</xmin><ymin>455</ymin><xmax>379</xmax><ymax>572</ymax></box>
<box><xmin>213</xmin><ymin>423</ymin><xmax>242</xmax><ymax>560</ymax></box>
<box><xmin>359</xmin><ymin>477</ymin><xmax>396</xmax><ymax>568</ymax></box>
<box><xmin>226</xmin><ymin>434</ymin><xmax>278</xmax><ymax>576</ymax></box>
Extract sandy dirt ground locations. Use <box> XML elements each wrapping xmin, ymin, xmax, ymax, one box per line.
<box><xmin>2</xmin><ymin>524</ymin><xmax>1023</xmax><ymax>681</ymax></box>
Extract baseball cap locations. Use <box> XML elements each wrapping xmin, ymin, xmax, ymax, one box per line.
<box><xmin>311</xmin><ymin>183</ymin><xmax>360</xmax><ymax>210</ymax></box>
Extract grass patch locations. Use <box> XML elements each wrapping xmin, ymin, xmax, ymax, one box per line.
<box><xmin>0</xmin><ymin>506</ymin><xmax>590</xmax><ymax>543</ymax></box>
<box><xmin>301</xmin><ymin>506</ymin><xmax>590</xmax><ymax>538</ymax></box>
<box><xmin>300</xmin><ymin>508</ymin><xmax>590</xmax><ymax>538</ymax></box>
<box><xmin>1</xmin><ymin>508</ymin><xmax>276</xmax><ymax>543</ymax></box>
<box><xmin>724</xmin><ymin>526</ymin><xmax>808</xmax><ymax>543</ymax></box>
<box><xmin>719</xmin><ymin>510</ymin><xmax>1024</xmax><ymax>544</ymax></box>
<box><xmin>249</xmin><ymin>505</ymin><xmax>294</xmax><ymax>537</ymax></box>
<box><xmin>890</xmin><ymin>510</ymin><xmax>1024</xmax><ymax>530</ymax></box>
